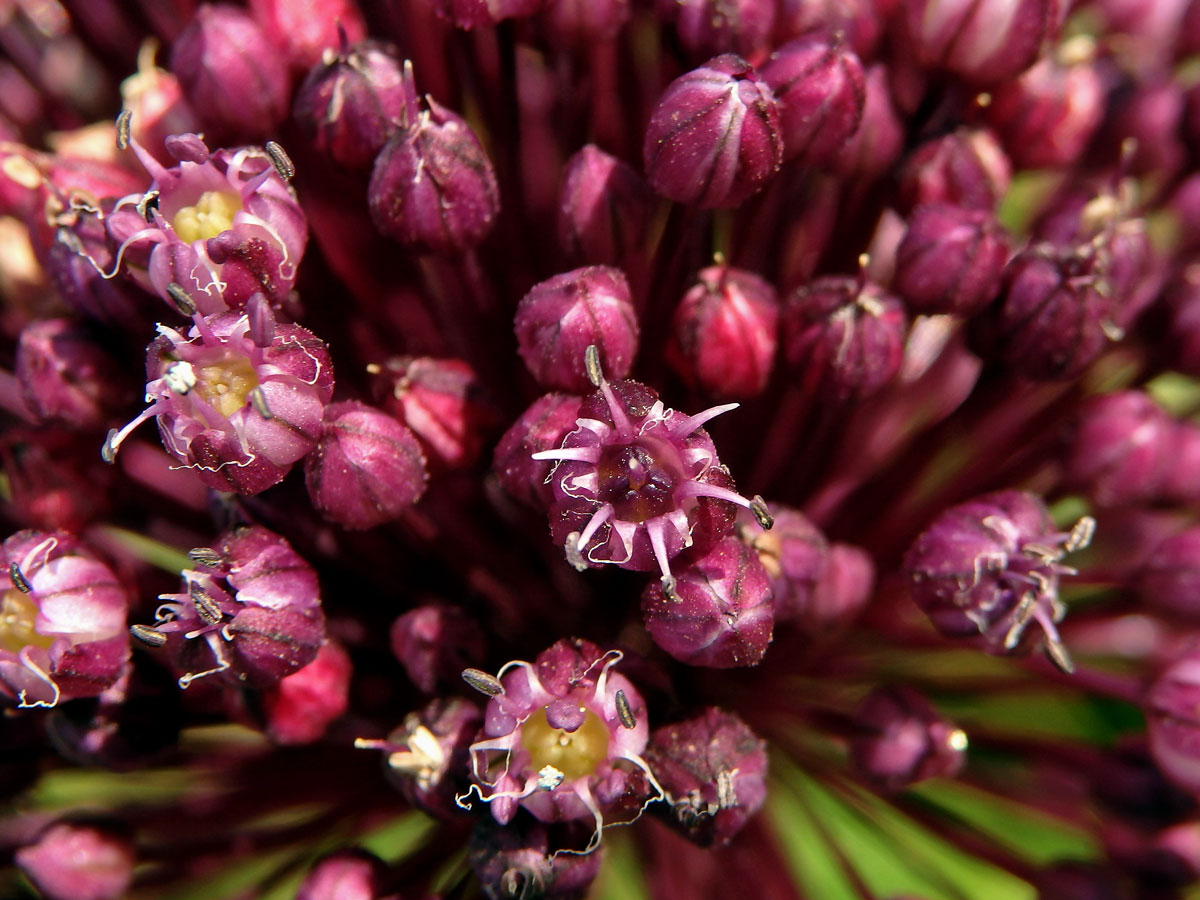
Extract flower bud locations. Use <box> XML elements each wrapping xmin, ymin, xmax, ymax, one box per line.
<box><xmin>390</xmin><ymin>604</ymin><xmax>486</xmax><ymax>694</ymax></box>
<box><xmin>896</xmin><ymin>128</ymin><xmax>1011</xmax><ymax>214</ymax></box>
<box><xmin>0</xmin><ymin>428</ymin><xmax>115</xmax><ymax>533</ymax></box>
<box><xmin>119</xmin><ymin>44</ymin><xmax>203</xmax><ymax>169</ymax></box>
<box><xmin>850</xmin><ymin>687</ymin><xmax>967</xmax><ymax>789</ymax></box>
<box><xmin>641</xmin><ymin>537</ymin><xmax>775</xmax><ymax>668</ymax></box>
<box><xmin>775</xmin><ymin>0</ymin><xmax>884</xmax><ymax>58</ymax></box>
<box><xmin>15</xmin><ymin>821</ymin><xmax>134</xmax><ymax>900</ymax></box>
<box><xmin>781</xmin><ymin>274</ymin><xmax>907</xmax><ymax>403</ymax></box>
<box><xmin>1136</xmin><ymin>527</ymin><xmax>1200</xmax><ymax>620</ymax></box>
<box><xmin>493</xmin><ymin>392</ymin><xmax>584</xmax><ymax>508</ymax></box>
<box><xmin>1106</xmin><ymin>78</ymin><xmax>1187</xmax><ymax>179</ymax></box>
<box><xmin>984</xmin><ymin>49</ymin><xmax>1105</xmax><ymax>170</ymax></box>
<box><xmin>809</xmin><ymin>542</ymin><xmax>875</xmax><ymax>636</ymax></box>
<box><xmin>369</xmin><ymin>65</ymin><xmax>500</xmax><ymax>254</ymax></box>
<box><xmin>759</xmin><ymin>34</ymin><xmax>866</xmax><ymax>167</ymax></box>
<box><xmin>541</xmin><ymin>0</ymin><xmax>632</xmax><ymax>44</ymax></box>
<box><xmin>1161</xmin><ymin>422</ymin><xmax>1200</xmax><ymax>504</ymax></box>
<box><xmin>970</xmin><ymin>244</ymin><xmax>1117</xmax><ymax>381</ymax></box>
<box><xmin>294</xmin><ymin>40</ymin><xmax>409</xmax><ymax>172</ymax></box>
<box><xmin>261</xmin><ymin>639</ymin><xmax>352</xmax><ymax>744</ymax></box>
<box><xmin>169</xmin><ymin>4</ymin><xmax>291</xmax><ymax>144</ymax></box>
<box><xmin>903</xmin><ymin>490</ymin><xmax>1091</xmax><ymax>670</ymax></box>
<box><xmin>742</xmin><ymin>505</ymin><xmax>828</xmax><ymax>621</ymax></box>
<box><xmin>15</xmin><ymin>318</ymin><xmax>133</xmax><ymax>430</ymax></box>
<box><xmin>643</xmin><ymin>707</ymin><xmax>768</xmax><ymax>846</ymax></box>
<box><xmin>427</xmin><ymin>0</ymin><xmax>545</xmax><ymax>29</ymax></box>
<box><xmin>469</xmin><ymin>817</ymin><xmax>603</xmax><ymax>899</ymax></box>
<box><xmin>515</xmin><ymin>266</ymin><xmax>639</xmax><ymax>393</ymax></box>
<box><xmin>0</xmin><ymin>530</ymin><xmax>128</xmax><ymax>708</ymax></box>
<box><xmin>248</xmin><ymin>0</ymin><xmax>367</xmax><ymax>72</ymax></box>
<box><xmin>668</xmin><ymin>264</ymin><xmax>779</xmax><ymax>399</ymax></box>
<box><xmin>892</xmin><ymin>204</ymin><xmax>1010</xmax><ymax>317</ymax></box>
<box><xmin>304</xmin><ymin>401</ymin><xmax>428</xmax><ymax>530</ymax></box>
<box><xmin>296</xmin><ymin>849</ymin><xmax>387</xmax><ymax>900</ymax></box>
<box><xmin>1147</xmin><ymin>644</ymin><xmax>1200</xmax><ymax>792</ymax></box>
<box><xmin>657</xmin><ymin>0</ymin><xmax>777</xmax><ymax>62</ymax></box>
<box><xmin>643</xmin><ymin>54</ymin><xmax>783</xmax><ymax>209</ymax></box>
<box><xmin>1058</xmin><ymin>391</ymin><xmax>1173</xmax><ymax>508</ymax></box>
<box><xmin>834</xmin><ymin>63</ymin><xmax>904</xmax><ymax>181</ymax></box>
<box><xmin>1162</xmin><ymin>266</ymin><xmax>1200</xmax><ymax>376</ymax></box>
<box><xmin>904</xmin><ymin>0</ymin><xmax>1056</xmax><ymax>84</ymax></box>
<box><xmin>372</xmin><ymin>356</ymin><xmax>499</xmax><ymax>470</ymax></box>
<box><xmin>557</xmin><ymin>145</ymin><xmax>653</xmax><ymax>265</ymax></box>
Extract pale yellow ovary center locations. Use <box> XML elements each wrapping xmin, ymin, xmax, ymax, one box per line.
<box><xmin>520</xmin><ymin>707</ymin><xmax>610</xmax><ymax>782</ymax></box>
<box><xmin>172</xmin><ymin>190</ymin><xmax>242</xmax><ymax>243</ymax></box>
<box><xmin>0</xmin><ymin>589</ymin><xmax>54</xmax><ymax>655</ymax></box>
<box><xmin>196</xmin><ymin>355</ymin><xmax>259</xmax><ymax>418</ymax></box>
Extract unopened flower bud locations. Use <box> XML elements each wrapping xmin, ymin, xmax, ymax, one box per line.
<box><xmin>515</xmin><ymin>266</ymin><xmax>639</xmax><ymax>393</ymax></box>
<box><xmin>896</xmin><ymin>128</ymin><xmax>1011</xmax><ymax>214</ymax></box>
<box><xmin>427</xmin><ymin>0</ymin><xmax>545</xmax><ymax>29</ymax></box>
<box><xmin>641</xmin><ymin>537</ymin><xmax>775</xmax><ymax>668</ymax></box>
<box><xmin>904</xmin><ymin>0</ymin><xmax>1056</xmax><ymax>84</ymax></box>
<box><xmin>557</xmin><ymin>145</ymin><xmax>653</xmax><ymax>265</ymax></box>
<box><xmin>808</xmin><ymin>542</ymin><xmax>875</xmax><ymax>636</ymax></box>
<box><xmin>782</xmin><ymin>274</ymin><xmax>908</xmax><ymax>403</ymax></box>
<box><xmin>658</xmin><ymin>0</ymin><xmax>777</xmax><ymax>62</ymax></box>
<box><xmin>469</xmin><ymin>817</ymin><xmax>603</xmax><ymax>899</ymax></box>
<box><xmin>170</xmin><ymin>4</ymin><xmax>291</xmax><ymax>144</ymax></box>
<box><xmin>261</xmin><ymin>639</ymin><xmax>352</xmax><ymax>744</ymax></box>
<box><xmin>742</xmin><ymin>505</ymin><xmax>828</xmax><ymax>622</ymax></box>
<box><xmin>892</xmin><ymin>204</ymin><xmax>1010</xmax><ymax>317</ymax></box>
<box><xmin>668</xmin><ymin>264</ymin><xmax>779</xmax><ymax>399</ymax></box>
<box><xmin>296</xmin><ymin>848</ymin><xmax>387</xmax><ymax>900</ymax></box>
<box><xmin>15</xmin><ymin>318</ymin><xmax>133</xmax><ymax>430</ymax></box>
<box><xmin>1106</xmin><ymin>78</ymin><xmax>1187</xmax><ymax>179</ymax></box>
<box><xmin>15</xmin><ymin>821</ymin><xmax>134</xmax><ymax>900</ymax></box>
<box><xmin>775</xmin><ymin>0</ymin><xmax>884</xmax><ymax>57</ymax></box>
<box><xmin>985</xmin><ymin>50</ymin><xmax>1105</xmax><ymax>170</ymax></box>
<box><xmin>369</xmin><ymin>65</ymin><xmax>500</xmax><ymax>254</ymax></box>
<box><xmin>294</xmin><ymin>41</ymin><xmax>409</xmax><ymax>172</ymax></box>
<box><xmin>119</xmin><ymin>43</ymin><xmax>202</xmax><ymax>169</ymax></box>
<box><xmin>851</xmin><ymin>687</ymin><xmax>967</xmax><ymax>789</ymax></box>
<box><xmin>390</xmin><ymin>604</ymin><xmax>486</xmax><ymax>694</ymax></box>
<box><xmin>541</xmin><ymin>0</ymin><xmax>631</xmax><ymax>44</ymax></box>
<box><xmin>643</xmin><ymin>707</ymin><xmax>767</xmax><ymax>846</ymax></box>
<box><xmin>1162</xmin><ymin>267</ymin><xmax>1200</xmax><ymax>376</ymax></box>
<box><xmin>248</xmin><ymin>0</ymin><xmax>367</xmax><ymax>72</ymax></box>
<box><xmin>760</xmin><ymin>34</ymin><xmax>866</xmax><ymax>167</ymax></box>
<box><xmin>834</xmin><ymin>63</ymin><xmax>904</xmax><ymax>181</ymax></box>
<box><xmin>643</xmin><ymin>55</ymin><xmax>783</xmax><ymax>209</ymax></box>
<box><xmin>304</xmin><ymin>401</ymin><xmax>428</xmax><ymax>530</ymax></box>
<box><xmin>1137</xmin><ymin>527</ymin><xmax>1200</xmax><ymax>620</ymax></box>
<box><xmin>1161</xmin><ymin>421</ymin><xmax>1200</xmax><ymax>504</ymax></box>
<box><xmin>1147</xmin><ymin>644</ymin><xmax>1200</xmax><ymax>792</ymax></box>
<box><xmin>1059</xmin><ymin>391</ymin><xmax>1173</xmax><ymax>508</ymax></box>
<box><xmin>372</xmin><ymin>356</ymin><xmax>499</xmax><ymax>470</ymax></box>
<box><xmin>493</xmin><ymin>392</ymin><xmax>584</xmax><ymax>508</ymax></box>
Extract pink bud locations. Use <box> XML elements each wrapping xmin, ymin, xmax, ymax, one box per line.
<box><xmin>658</xmin><ymin>0</ymin><xmax>777</xmax><ymax>62</ymax></box>
<box><xmin>1148</xmin><ymin>645</ymin><xmax>1200</xmax><ymax>792</ymax></box>
<box><xmin>390</xmin><ymin>604</ymin><xmax>486</xmax><ymax>694</ymax></box>
<box><xmin>248</xmin><ymin>0</ymin><xmax>367</xmax><ymax>72</ymax></box>
<box><xmin>1137</xmin><ymin>527</ymin><xmax>1200</xmax><ymax>620</ymax></box>
<box><xmin>904</xmin><ymin>0</ymin><xmax>1057</xmax><ymax>84</ymax></box>
<box><xmin>892</xmin><ymin>204</ymin><xmax>1010</xmax><ymax>316</ymax></box>
<box><xmin>515</xmin><ymin>266</ymin><xmax>639</xmax><ymax>393</ymax></box>
<box><xmin>296</xmin><ymin>849</ymin><xmax>387</xmax><ymax>900</ymax></box>
<box><xmin>493</xmin><ymin>392</ymin><xmax>584</xmax><ymax>508</ymax></box>
<box><xmin>541</xmin><ymin>0</ymin><xmax>631</xmax><ymax>43</ymax></box>
<box><xmin>557</xmin><ymin>144</ymin><xmax>653</xmax><ymax>265</ymax></box>
<box><xmin>897</xmin><ymin>128</ymin><xmax>1012</xmax><ymax>214</ymax></box>
<box><xmin>775</xmin><ymin>0</ymin><xmax>886</xmax><ymax>58</ymax></box>
<box><xmin>834</xmin><ymin>64</ymin><xmax>904</xmax><ymax>181</ymax></box>
<box><xmin>119</xmin><ymin>48</ymin><xmax>202</xmax><ymax>169</ymax></box>
<box><xmin>426</xmin><ymin>0</ymin><xmax>545</xmax><ymax>29</ymax></box>
<box><xmin>261</xmin><ymin>639</ymin><xmax>352</xmax><ymax>744</ymax></box>
<box><xmin>16</xmin><ymin>821</ymin><xmax>134</xmax><ymax>900</ymax></box>
<box><xmin>851</xmin><ymin>687</ymin><xmax>967</xmax><ymax>789</ymax></box>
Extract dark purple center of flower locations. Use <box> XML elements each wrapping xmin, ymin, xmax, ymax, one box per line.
<box><xmin>596</xmin><ymin>440</ymin><xmax>681</xmax><ymax>523</ymax></box>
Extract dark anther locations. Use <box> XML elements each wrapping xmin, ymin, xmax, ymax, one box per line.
<box><xmin>248</xmin><ymin>386</ymin><xmax>274</xmax><ymax>420</ymax></box>
<box><xmin>130</xmin><ymin>624</ymin><xmax>167</xmax><ymax>647</ymax></box>
<box><xmin>101</xmin><ymin>428</ymin><xmax>119</xmax><ymax>464</ymax></box>
<box><xmin>615</xmin><ymin>689</ymin><xmax>636</xmax><ymax>729</ymax></box>
<box><xmin>265</xmin><ymin>141</ymin><xmax>295</xmax><ymax>181</ymax></box>
<box><xmin>116</xmin><ymin>109</ymin><xmax>132</xmax><ymax>150</ymax></box>
<box><xmin>751</xmin><ymin>495</ymin><xmax>774</xmax><ymax>530</ymax></box>
<box><xmin>9</xmin><ymin>563</ymin><xmax>32</xmax><ymax>593</ymax></box>
<box><xmin>462</xmin><ymin>667</ymin><xmax>504</xmax><ymax>696</ymax></box>
<box><xmin>191</xmin><ymin>585</ymin><xmax>223</xmax><ymax>625</ymax></box>
<box><xmin>188</xmin><ymin>547</ymin><xmax>223</xmax><ymax>567</ymax></box>
<box><xmin>165</xmin><ymin>283</ymin><xmax>197</xmax><ymax>317</ymax></box>
<box><xmin>584</xmin><ymin>344</ymin><xmax>604</xmax><ymax>388</ymax></box>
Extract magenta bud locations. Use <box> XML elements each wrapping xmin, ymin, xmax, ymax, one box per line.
<box><xmin>248</xmin><ymin>0</ymin><xmax>367</xmax><ymax>72</ymax></box>
<box><xmin>1148</xmin><ymin>645</ymin><xmax>1200</xmax><ymax>792</ymax></box>
<box><xmin>742</xmin><ymin>506</ymin><xmax>829</xmax><ymax>621</ymax></box>
<box><xmin>493</xmin><ymin>392</ymin><xmax>585</xmax><ymax>508</ymax></box>
<box><xmin>541</xmin><ymin>0</ymin><xmax>631</xmax><ymax>43</ymax></box>
<box><xmin>369</xmin><ymin>67</ymin><xmax>500</xmax><ymax>254</ymax></box>
<box><xmin>1107</xmin><ymin>78</ymin><xmax>1187</xmax><ymax>179</ymax></box>
<box><xmin>1059</xmin><ymin>391</ymin><xmax>1173</xmax><ymax>508</ymax></box>
<box><xmin>169</xmin><ymin>4</ymin><xmax>291</xmax><ymax>144</ymax></box>
<box><xmin>1162</xmin><ymin>267</ymin><xmax>1200</xmax><ymax>376</ymax></box>
<box><xmin>515</xmin><ymin>266</ymin><xmax>639</xmax><ymax>393</ymax></box>
<box><xmin>261</xmin><ymin>639</ymin><xmax>352</xmax><ymax>744</ymax></box>
<box><xmin>781</xmin><ymin>275</ymin><xmax>907</xmax><ymax>403</ymax></box>
<box><xmin>557</xmin><ymin>145</ymin><xmax>653</xmax><ymax>265</ymax></box>
<box><xmin>759</xmin><ymin>34</ymin><xmax>866</xmax><ymax>167</ymax></box>
<box><xmin>834</xmin><ymin>63</ymin><xmax>905</xmax><ymax>182</ymax></box>
<box><xmin>643</xmin><ymin>55</ymin><xmax>783</xmax><ymax>209</ymax></box>
<box><xmin>970</xmin><ymin>244</ymin><xmax>1116</xmax><ymax>381</ymax></box>
<box><xmin>985</xmin><ymin>52</ymin><xmax>1105</xmax><ymax>170</ymax></box>
<box><xmin>1161</xmin><ymin>422</ymin><xmax>1200</xmax><ymax>504</ymax></box>
<box><xmin>643</xmin><ymin>707</ymin><xmax>767</xmax><ymax>846</ymax></box>
<box><xmin>15</xmin><ymin>821</ymin><xmax>134</xmax><ymax>900</ymax></box>
<box><xmin>657</xmin><ymin>0</ymin><xmax>777</xmax><ymax>62</ymax></box>
<box><xmin>15</xmin><ymin>318</ymin><xmax>133</xmax><ymax>430</ymax></box>
<box><xmin>1137</xmin><ymin>527</ymin><xmax>1200</xmax><ymax>620</ymax></box>
<box><xmin>850</xmin><ymin>687</ymin><xmax>967</xmax><ymax>789</ymax></box>
<box><xmin>469</xmin><ymin>818</ymin><xmax>602</xmax><ymax>900</ymax></box>
<box><xmin>641</xmin><ymin>537</ymin><xmax>775</xmax><ymax>668</ymax></box>
<box><xmin>390</xmin><ymin>604</ymin><xmax>486</xmax><ymax>694</ymax></box>
<box><xmin>227</xmin><ymin>605</ymin><xmax>326</xmax><ymax>688</ymax></box>
<box><xmin>296</xmin><ymin>849</ymin><xmax>387</xmax><ymax>900</ymax></box>
<box><xmin>294</xmin><ymin>41</ymin><xmax>409</xmax><ymax>171</ymax></box>
<box><xmin>668</xmin><ymin>264</ymin><xmax>779</xmax><ymax>399</ymax></box>
<box><xmin>304</xmin><ymin>401</ymin><xmax>428</xmax><ymax>530</ymax></box>
<box><xmin>892</xmin><ymin>204</ymin><xmax>1011</xmax><ymax>316</ymax></box>
<box><xmin>896</xmin><ymin>128</ymin><xmax>1012</xmax><ymax>214</ymax></box>
<box><xmin>373</xmin><ymin>356</ymin><xmax>500</xmax><ymax>470</ymax></box>
<box><xmin>775</xmin><ymin>0</ymin><xmax>885</xmax><ymax>58</ymax></box>
<box><xmin>427</xmin><ymin>0</ymin><xmax>545</xmax><ymax>29</ymax></box>
<box><xmin>810</xmin><ymin>543</ymin><xmax>875</xmax><ymax>635</ymax></box>
<box><xmin>904</xmin><ymin>0</ymin><xmax>1056</xmax><ymax>84</ymax></box>
<box><xmin>119</xmin><ymin>49</ymin><xmax>202</xmax><ymax>169</ymax></box>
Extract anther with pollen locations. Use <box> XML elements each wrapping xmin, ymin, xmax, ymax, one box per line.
<box><xmin>265</xmin><ymin>141</ymin><xmax>295</xmax><ymax>182</ymax></box>
<box><xmin>191</xmin><ymin>586</ymin><xmax>223</xmax><ymax>625</ymax></box>
<box><xmin>188</xmin><ymin>547</ymin><xmax>223</xmax><ymax>567</ymax></box>
<box><xmin>165</xmin><ymin>282</ymin><xmax>197</xmax><ymax>316</ymax></box>
<box><xmin>9</xmin><ymin>563</ymin><xmax>32</xmax><ymax>593</ymax></box>
<box><xmin>130</xmin><ymin>624</ymin><xmax>167</xmax><ymax>647</ymax></box>
<box><xmin>462</xmin><ymin>667</ymin><xmax>505</xmax><ymax>696</ymax></box>
<box><xmin>615</xmin><ymin>689</ymin><xmax>636</xmax><ymax>729</ymax></box>
<box><xmin>115</xmin><ymin>109</ymin><xmax>132</xmax><ymax>150</ymax></box>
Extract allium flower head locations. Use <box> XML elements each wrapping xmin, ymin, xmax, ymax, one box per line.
<box><xmin>534</xmin><ymin>348</ymin><xmax>771</xmax><ymax>591</ymax></box>
<box><xmin>459</xmin><ymin>639</ymin><xmax>661</xmax><ymax>849</ymax></box>
<box><xmin>0</xmin><ymin>531</ymin><xmax>128</xmax><ymax>708</ymax></box>
<box><xmin>104</xmin><ymin>298</ymin><xmax>333</xmax><ymax>495</ymax></box>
